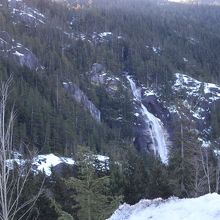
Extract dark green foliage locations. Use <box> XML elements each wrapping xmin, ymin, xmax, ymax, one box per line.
<box><xmin>109</xmin><ymin>146</ymin><xmax>172</xmax><ymax>205</ymax></box>
<box><xmin>210</xmin><ymin>101</ymin><xmax>220</xmax><ymax>141</ymax></box>
<box><xmin>1</xmin><ymin>0</ymin><xmax>220</xmax><ymax>219</ymax></box>
<box><xmin>64</xmin><ymin>148</ymin><xmax>121</xmax><ymax>220</ymax></box>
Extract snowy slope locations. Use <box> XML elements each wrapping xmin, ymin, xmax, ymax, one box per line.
<box><xmin>108</xmin><ymin>193</ymin><xmax>220</xmax><ymax>220</ymax></box>
<box><xmin>173</xmin><ymin>73</ymin><xmax>220</xmax><ymax>102</ymax></box>
<box><xmin>172</xmin><ymin>73</ymin><xmax>220</xmax><ymax>140</ymax></box>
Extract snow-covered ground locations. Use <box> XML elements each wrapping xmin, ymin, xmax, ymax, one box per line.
<box><xmin>173</xmin><ymin>73</ymin><xmax>220</xmax><ymax>101</ymax></box>
<box><xmin>7</xmin><ymin>153</ymin><xmax>110</xmax><ymax>176</ymax></box>
<box><xmin>32</xmin><ymin>154</ymin><xmax>75</xmax><ymax>176</ymax></box>
<box><xmin>108</xmin><ymin>193</ymin><xmax>220</xmax><ymax>220</ymax></box>
<box><xmin>172</xmin><ymin>73</ymin><xmax>220</xmax><ymax>120</ymax></box>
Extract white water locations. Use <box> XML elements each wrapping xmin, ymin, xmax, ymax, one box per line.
<box><xmin>127</xmin><ymin>76</ymin><xmax>168</xmax><ymax>164</ymax></box>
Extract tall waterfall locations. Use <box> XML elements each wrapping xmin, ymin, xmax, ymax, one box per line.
<box><xmin>127</xmin><ymin>76</ymin><xmax>168</xmax><ymax>164</ymax></box>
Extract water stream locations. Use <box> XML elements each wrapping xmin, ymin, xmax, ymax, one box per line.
<box><xmin>127</xmin><ymin>75</ymin><xmax>168</xmax><ymax>164</ymax></box>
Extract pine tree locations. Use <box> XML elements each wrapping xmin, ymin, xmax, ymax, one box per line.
<box><xmin>65</xmin><ymin>147</ymin><xmax>121</xmax><ymax>220</ymax></box>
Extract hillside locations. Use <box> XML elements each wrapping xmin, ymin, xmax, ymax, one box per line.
<box><xmin>0</xmin><ymin>0</ymin><xmax>220</xmax><ymax>219</ymax></box>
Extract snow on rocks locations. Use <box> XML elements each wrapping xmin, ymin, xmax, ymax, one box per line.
<box><xmin>173</xmin><ymin>73</ymin><xmax>220</xmax><ymax>121</ymax></box>
<box><xmin>33</xmin><ymin>153</ymin><xmax>109</xmax><ymax>176</ymax></box>
<box><xmin>173</xmin><ymin>73</ymin><xmax>220</xmax><ymax>101</ymax></box>
<box><xmin>145</xmin><ymin>45</ymin><xmax>161</xmax><ymax>54</ymax></box>
<box><xmin>152</xmin><ymin>46</ymin><xmax>161</xmax><ymax>54</ymax></box>
<box><xmin>108</xmin><ymin>193</ymin><xmax>220</xmax><ymax>220</ymax></box>
<box><xmin>183</xmin><ymin>57</ymin><xmax>188</xmax><ymax>62</ymax></box>
<box><xmin>8</xmin><ymin>0</ymin><xmax>46</xmax><ymax>26</ymax></box>
<box><xmin>93</xmin><ymin>155</ymin><xmax>110</xmax><ymax>171</ymax></box>
<box><xmin>12</xmin><ymin>8</ymin><xmax>45</xmax><ymax>25</ymax></box>
<box><xmin>0</xmin><ymin>31</ymin><xmax>43</xmax><ymax>70</ymax></box>
<box><xmin>99</xmin><ymin>32</ymin><xmax>113</xmax><ymax>38</ymax></box>
<box><xmin>7</xmin><ymin>153</ymin><xmax>109</xmax><ymax>176</ymax></box>
<box><xmin>88</xmin><ymin>63</ymin><xmax>122</xmax><ymax>95</ymax></box>
<box><xmin>92</xmin><ymin>32</ymin><xmax>123</xmax><ymax>43</ymax></box>
<box><xmin>171</xmin><ymin>72</ymin><xmax>220</xmax><ymax>144</ymax></box>
<box><xmin>13</xmin><ymin>50</ymin><xmax>24</xmax><ymax>57</ymax></box>
<box><xmin>33</xmin><ymin>154</ymin><xmax>75</xmax><ymax>176</ymax></box>
<box><xmin>198</xmin><ymin>137</ymin><xmax>211</xmax><ymax>148</ymax></box>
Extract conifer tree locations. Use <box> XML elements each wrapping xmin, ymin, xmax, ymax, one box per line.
<box><xmin>65</xmin><ymin>147</ymin><xmax>121</xmax><ymax>220</ymax></box>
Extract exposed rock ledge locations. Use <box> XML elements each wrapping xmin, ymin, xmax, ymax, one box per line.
<box><xmin>63</xmin><ymin>81</ymin><xmax>101</xmax><ymax>122</ymax></box>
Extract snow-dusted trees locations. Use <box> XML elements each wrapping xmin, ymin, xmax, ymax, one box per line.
<box><xmin>169</xmin><ymin>99</ymin><xmax>219</xmax><ymax>197</ymax></box>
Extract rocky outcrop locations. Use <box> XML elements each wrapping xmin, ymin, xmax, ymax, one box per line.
<box><xmin>127</xmin><ymin>72</ymin><xmax>220</xmax><ymax>162</ymax></box>
<box><xmin>0</xmin><ymin>31</ymin><xmax>42</xmax><ymax>70</ymax></box>
<box><xmin>88</xmin><ymin>63</ymin><xmax>121</xmax><ymax>95</ymax></box>
<box><xmin>172</xmin><ymin>73</ymin><xmax>220</xmax><ymax>140</ymax></box>
<box><xmin>9</xmin><ymin>0</ymin><xmax>46</xmax><ymax>26</ymax></box>
<box><xmin>63</xmin><ymin>82</ymin><xmax>101</xmax><ymax>122</ymax></box>
<box><xmin>11</xmin><ymin>47</ymin><xmax>41</xmax><ymax>70</ymax></box>
<box><xmin>142</xmin><ymin>95</ymin><xmax>171</xmax><ymax>128</ymax></box>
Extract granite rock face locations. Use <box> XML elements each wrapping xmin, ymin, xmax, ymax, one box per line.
<box><xmin>63</xmin><ymin>82</ymin><xmax>101</xmax><ymax>122</ymax></box>
<box><xmin>88</xmin><ymin>63</ymin><xmax>121</xmax><ymax>95</ymax></box>
<box><xmin>0</xmin><ymin>31</ymin><xmax>42</xmax><ymax>70</ymax></box>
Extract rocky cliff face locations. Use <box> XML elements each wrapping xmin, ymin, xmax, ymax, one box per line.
<box><xmin>2</xmin><ymin>0</ymin><xmax>220</xmax><ymax>164</ymax></box>
<box><xmin>84</xmin><ymin>63</ymin><xmax>220</xmax><ymax>162</ymax></box>
<box><xmin>0</xmin><ymin>31</ymin><xmax>42</xmax><ymax>70</ymax></box>
<box><xmin>88</xmin><ymin>63</ymin><xmax>121</xmax><ymax>95</ymax></box>
<box><xmin>171</xmin><ymin>73</ymin><xmax>220</xmax><ymax>143</ymax></box>
<box><xmin>126</xmin><ymin>75</ymin><xmax>170</xmax><ymax>163</ymax></box>
<box><xmin>63</xmin><ymin>81</ymin><xmax>101</xmax><ymax>122</ymax></box>
<box><xmin>9</xmin><ymin>0</ymin><xmax>46</xmax><ymax>26</ymax></box>
<box><xmin>132</xmin><ymin>72</ymin><xmax>220</xmax><ymax>158</ymax></box>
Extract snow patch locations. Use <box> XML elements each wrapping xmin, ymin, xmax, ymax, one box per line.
<box><xmin>152</xmin><ymin>46</ymin><xmax>161</xmax><ymax>54</ymax></box>
<box><xmin>173</xmin><ymin>73</ymin><xmax>220</xmax><ymax>101</ymax></box>
<box><xmin>183</xmin><ymin>57</ymin><xmax>188</xmax><ymax>62</ymax></box>
<box><xmin>7</xmin><ymin>153</ymin><xmax>109</xmax><ymax>176</ymax></box>
<box><xmin>13</xmin><ymin>50</ymin><xmax>24</xmax><ymax>57</ymax></box>
<box><xmin>108</xmin><ymin>193</ymin><xmax>220</xmax><ymax>220</ymax></box>
<box><xmin>33</xmin><ymin>154</ymin><xmax>75</xmax><ymax>176</ymax></box>
<box><xmin>9</xmin><ymin>0</ymin><xmax>46</xmax><ymax>25</ymax></box>
<box><xmin>198</xmin><ymin>138</ymin><xmax>211</xmax><ymax>148</ymax></box>
<box><xmin>99</xmin><ymin>32</ymin><xmax>112</xmax><ymax>38</ymax></box>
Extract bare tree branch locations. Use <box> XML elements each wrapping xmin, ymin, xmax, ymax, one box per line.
<box><xmin>0</xmin><ymin>78</ymin><xmax>44</xmax><ymax>220</ymax></box>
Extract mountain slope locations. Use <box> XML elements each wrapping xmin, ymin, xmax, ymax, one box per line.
<box><xmin>1</xmin><ymin>0</ymin><xmax>220</xmax><ymax>161</ymax></box>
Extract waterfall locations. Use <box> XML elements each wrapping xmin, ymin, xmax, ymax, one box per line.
<box><xmin>127</xmin><ymin>75</ymin><xmax>168</xmax><ymax>164</ymax></box>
